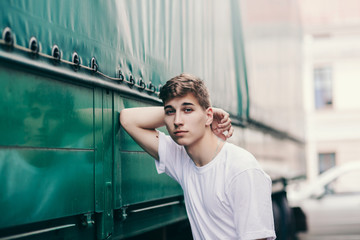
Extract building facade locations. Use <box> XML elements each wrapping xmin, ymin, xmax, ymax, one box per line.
<box><xmin>301</xmin><ymin>0</ymin><xmax>360</xmax><ymax>180</ymax></box>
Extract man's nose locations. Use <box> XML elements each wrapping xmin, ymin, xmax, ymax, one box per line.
<box><xmin>174</xmin><ymin>112</ymin><xmax>183</xmax><ymax>126</ymax></box>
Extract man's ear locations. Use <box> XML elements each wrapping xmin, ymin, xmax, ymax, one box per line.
<box><xmin>205</xmin><ymin>107</ymin><xmax>213</xmax><ymax>126</ymax></box>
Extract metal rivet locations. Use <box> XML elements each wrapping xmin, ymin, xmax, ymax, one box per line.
<box><xmin>51</xmin><ymin>45</ymin><xmax>61</xmax><ymax>61</ymax></box>
<box><xmin>2</xmin><ymin>27</ymin><xmax>13</xmax><ymax>45</ymax></box>
<box><xmin>29</xmin><ymin>37</ymin><xmax>39</xmax><ymax>53</ymax></box>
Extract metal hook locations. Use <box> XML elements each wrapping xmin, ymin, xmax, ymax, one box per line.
<box><xmin>29</xmin><ymin>37</ymin><xmax>39</xmax><ymax>53</ymax></box>
<box><xmin>118</xmin><ymin>70</ymin><xmax>124</xmax><ymax>81</ymax></box>
<box><xmin>72</xmin><ymin>52</ymin><xmax>80</xmax><ymax>71</ymax></box>
<box><xmin>137</xmin><ymin>78</ymin><xmax>146</xmax><ymax>91</ymax></box>
<box><xmin>51</xmin><ymin>45</ymin><xmax>61</xmax><ymax>62</ymax></box>
<box><xmin>147</xmin><ymin>82</ymin><xmax>156</xmax><ymax>93</ymax></box>
<box><xmin>2</xmin><ymin>27</ymin><xmax>13</xmax><ymax>45</ymax></box>
<box><xmin>128</xmin><ymin>74</ymin><xmax>135</xmax><ymax>88</ymax></box>
<box><xmin>91</xmin><ymin>57</ymin><xmax>98</xmax><ymax>72</ymax></box>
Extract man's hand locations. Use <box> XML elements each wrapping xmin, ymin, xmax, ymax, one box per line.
<box><xmin>211</xmin><ymin>108</ymin><xmax>234</xmax><ymax>141</ymax></box>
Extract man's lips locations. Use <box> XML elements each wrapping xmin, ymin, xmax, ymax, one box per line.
<box><xmin>174</xmin><ymin>130</ymin><xmax>188</xmax><ymax>135</ymax></box>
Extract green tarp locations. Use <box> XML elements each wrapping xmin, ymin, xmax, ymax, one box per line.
<box><xmin>0</xmin><ymin>0</ymin><xmax>249</xmax><ymax>119</ymax></box>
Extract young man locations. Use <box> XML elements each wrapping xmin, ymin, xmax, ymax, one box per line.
<box><xmin>120</xmin><ymin>73</ymin><xmax>276</xmax><ymax>240</ymax></box>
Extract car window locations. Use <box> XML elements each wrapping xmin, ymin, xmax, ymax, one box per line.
<box><xmin>326</xmin><ymin>169</ymin><xmax>360</xmax><ymax>195</ymax></box>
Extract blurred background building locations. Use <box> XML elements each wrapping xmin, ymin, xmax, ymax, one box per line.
<box><xmin>230</xmin><ymin>0</ymin><xmax>306</xmax><ymax>179</ymax></box>
<box><xmin>300</xmin><ymin>0</ymin><xmax>360</xmax><ymax>181</ymax></box>
<box><xmin>234</xmin><ymin>0</ymin><xmax>360</xmax><ymax>183</ymax></box>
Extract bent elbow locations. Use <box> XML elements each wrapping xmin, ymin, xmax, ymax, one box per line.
<box><xmin>119</xmin><ymin>109</ymin><xmax>131</xmax><ymax>129</ymax></box>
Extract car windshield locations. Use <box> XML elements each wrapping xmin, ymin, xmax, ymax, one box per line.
<box><xmin>325</xmin><ymin>169</ymin><xmax>360</xmax><ymax>195</ymax></box>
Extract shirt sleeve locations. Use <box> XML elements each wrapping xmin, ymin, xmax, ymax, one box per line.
<box><xmin>154</xmin><ymin>131</ymin><xmax>184</xmax><ymax>183</ymax></box>
<box><xmin>226</xmin><ymin>168</ymin><xmax>276</xmax><ymax>240</ymax></box>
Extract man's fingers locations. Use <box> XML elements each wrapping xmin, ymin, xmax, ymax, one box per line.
<box><xmin>212</xmin><ymin>108</ymin><xmax>233</xmax><ymax>140</ymax></box>
<box><xmin>220</xmin><ymin>113</ymin><xmax>230</xmax><ymax>123</ymax></box>
<box><xmin>226</xmin><ymin>126</ymin><xmax>234</xmax><ymax>138</ymax></box>
<box><xmin>218</xmin><ymin>117</ymin><xmax>231</xmax><ymax>129</ymax></box>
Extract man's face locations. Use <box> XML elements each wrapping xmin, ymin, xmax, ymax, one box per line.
<box><xmin>164</xmin><ymin>93</ymin><xmax>211</xmax><ymax>147</ymax></box>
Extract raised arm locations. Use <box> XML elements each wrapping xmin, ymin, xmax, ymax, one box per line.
<box><xmin>119</xmin><ymin>107</ymin><xmax>164</xmax><ymax>160</ymax></box>
<box><xmin>119</xmin><ymin>106</ymin><xmax>234</xmax><ymax>160</ymax></box>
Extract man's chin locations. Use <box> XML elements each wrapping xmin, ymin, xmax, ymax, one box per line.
<box><xmin>171</xmin><ymin>137</ymin><xmax>187</xmax><ymax>146</ymax></box>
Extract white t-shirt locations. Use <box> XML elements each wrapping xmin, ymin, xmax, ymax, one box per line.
<box><xmin>155</xmin><ymin>131</ymin><xmax>276</xmax><ymax>240</ymax></box>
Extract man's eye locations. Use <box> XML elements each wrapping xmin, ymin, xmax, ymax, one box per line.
<box><xmin>184</xmin><ymin>108</ymin><xmax>193</xmax><ymax>113</ymax></box>
<box><xmin>165</xmin><ymin>110</ymin><xmax>175</xmax><ymax>115</ymax></box>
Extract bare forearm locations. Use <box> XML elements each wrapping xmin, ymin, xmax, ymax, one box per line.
<box><xmin>119</xmin><ymin>106</ymin><xmax>164</xmax><ymax>160</ymax></box>
<box><xmin>120</xmin><ymin>106</ymin><xmax>165</xmax><ymax>131</ymax></box>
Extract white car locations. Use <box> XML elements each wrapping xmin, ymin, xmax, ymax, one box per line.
<box><xmin>287</xmin><ymin>161</ymin><xmax>360</xmax><ymax>239</ymax></box>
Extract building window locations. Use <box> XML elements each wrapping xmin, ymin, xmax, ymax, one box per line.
<box><xmin>318</xmin><ymin>152</ymin><xmax>336</xmax><ymax>174</ymax></box>
<box><xmin>314</xmin><ymin>66</ymin><xmax>333</xmax><ymax>109</ymax></box>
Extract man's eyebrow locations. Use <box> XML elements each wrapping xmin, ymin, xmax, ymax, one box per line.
<box><xmin>164</xmin><ymin>102</ymin><xmax>195</xmax><ymax>109</ymax></box>
<box><xmin>164</xmin><ymin>105</ymin><xmax>173</xmax><ymax>110</ymax></box>
<box><xmin>182</xmin><ymin>102</ymin><xmax>195</xmax><ymax>106</ymax></box>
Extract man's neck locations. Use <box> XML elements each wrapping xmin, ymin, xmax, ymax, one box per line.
<box><xmin>185</xmin><ymin>131</ymin><xmax>223</xmax><ymax>167</ymax></box>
